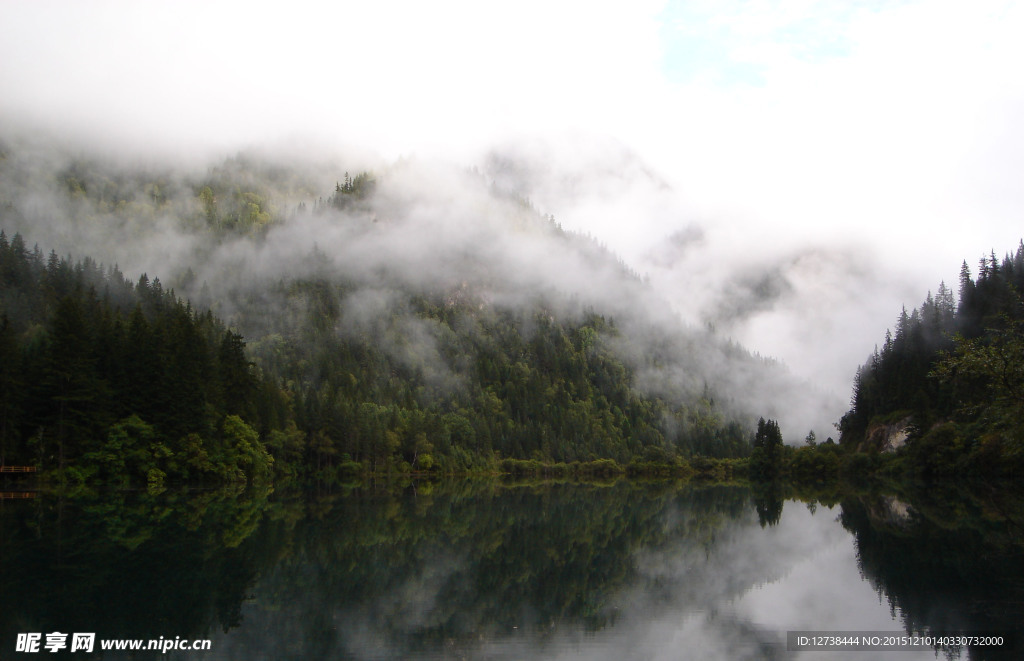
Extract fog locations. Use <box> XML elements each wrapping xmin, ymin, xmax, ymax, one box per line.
<box><xmin>3</xmin><ymin>0</ymin><xmax>1024</xmax><ymax>436</ymax></box>
<box><xmin>1</xmin><ymin>129</ymin><xmax>849</xmax><ymax>438</ymax></box>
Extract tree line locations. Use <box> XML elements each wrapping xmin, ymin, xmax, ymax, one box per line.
<box><xmin>0</xmin><ymin>230</ymin><xmax>283</xmax><ymax>486</ymax></box>
<box><xmin>0</xmin><ymin>225</ymin><xmax>754</xmax><ymax>485</ymax></box>
<box><xmin>839</xmin><ymin>241</ymin><xmax>1024</xmax><ymax>476</ymax></box>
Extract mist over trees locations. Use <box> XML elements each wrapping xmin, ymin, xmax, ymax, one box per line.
<box><xmin>0</xmin><ymin>135</ymin><xmax>843</xmax><ymax>482</ymax></box>
<box><xmin>840</xmin><ymin>242</ymin><xmax>1024</xmax><ymax>476</ymax></box>
<box><xmin>0</xmin><ymin>232</ymin><xmax>280</xmax><ymax>484</ymax></box>
<box><xmin>10</xmin><ymin>133</ymin><xmax>1021</xmax><ymax>482</ymax></box>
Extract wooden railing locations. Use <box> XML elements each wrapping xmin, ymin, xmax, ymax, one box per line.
<box><xmin>0</xmin><ymin>491</ymin><xmax>37</xmax><ymax>499</ymax></box>
<box><xmin>0</xmin><ymin>466</ymin><xmax>38</xmax><ymax>473</ymax></box>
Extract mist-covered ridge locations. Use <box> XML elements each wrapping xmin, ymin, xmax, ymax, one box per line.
<box><xmin>0</xmin><ymin>135</ymin><xmax>840</xmax><ymax>479</ymax></box>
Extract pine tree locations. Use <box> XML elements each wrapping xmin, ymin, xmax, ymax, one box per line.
<box><xmin>0</xmin><ymin>314</ymin><xmax>22</xmax><ymax>464</ymax></box>
<box><xmin>218</xmin><ymin>331</ymin><xmax>256</xmax><ymax>418</ymax></box>
<box><xmin>750</xmin><ymin>417</ymin><xmax>783</xmax><ymax>478</ymax></box>
<box><xmin>43</xmin><ymin>296</ymin><xmax>100</xmax><ymax>469</ymax></box>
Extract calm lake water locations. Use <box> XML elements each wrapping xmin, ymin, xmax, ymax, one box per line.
<box><xmin>2</xmin><ymin>480</ymin><xmax>1022</xmax><ymax>660</ymax></box>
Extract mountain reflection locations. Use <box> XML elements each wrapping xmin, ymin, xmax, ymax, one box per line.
<box><xmin>839</xmin><ymin>484</ymin><xmax>1024</xmax><ymax>661</ymax></box>
<box><xmin>0</xmin><ymin>486</ymin><xmax>278</xmax><ymax>648</ymax></box>
<box><xmin>2</xmin><ymin>481</ymin><xmax>1023</xmax><ymax>660</ymax></box>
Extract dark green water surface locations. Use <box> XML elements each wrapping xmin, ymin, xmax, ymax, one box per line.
<box><xmin>2</xmin><ymin>480</ymin><xmax>1022</xmax><ymax>660</ymax></box>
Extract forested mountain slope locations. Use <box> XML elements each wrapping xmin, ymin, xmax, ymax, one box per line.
<box><xmin>0</xmin><ymin>137</ymin><xmax>828</xmax><ymax>481</ymax></box>
<box><xmin>0</xmin><ymin>233</ymin><xmax>282</xmax><ymax>484</ymax></box>
<box><xmin>840</xmin><ymin>242</ymin><xmax>1024</xmax><ymax>475</ymax></box>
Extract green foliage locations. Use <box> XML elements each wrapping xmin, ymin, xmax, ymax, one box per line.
<box><xmin>788</xmin><ymin>442</ymin><xmax>841</xmax><ymax>481</ymax></box>
<box><xmin>1</xmin><ymin>167</ymin><xmax>765</xmax><ymax>483</ymax></box>
<box><xmin>232</xmin><ymin>262</ymin><xmax>752</xmax><ymax>474</ymax></box>
<box><xmin>499</xmin><ymin>457</ymin><xmax>625</xmax><ymax>478</ymax></box>
<box><xmin>749</xmin><ymin>417</ymin><xmax>784</xmax><ymax>479</ymax></box>
<box><xmin>219</xmin><ymin>415</ymin><xmax>274</xmax><ymax>484</ymax></box>
<box><xmin>903</xmin><ymin>422</ymin><xmax>966</xmax><ymax>477</ymax></box>
<box><xmin>0</xmin><ymin>221</ymin><xmax>755</xmax><ymax>483</ymax></box>
<box><xmin>686</xmin><ymin>455</ymin><xmax>744</xmax><ymax>480</ymax></box>
<box><xmin>0</xmin><ymin>232</ymin><xmax>288</xmax><ymax>484</ymax></box>
<box><xmin>265</xmin><ymin>421</ymin><xmax>306</xmax><ymax>476</ymax></box>
<box><xmin>841</xmin><ymin>241</ymin><xmax>1024</xmax><ymax>476</ymax></box>
<box><xmin>325</xmin><ymin>171</ymin><xmax>376</xmax><ymax>210</ymax></box>
<box><xmin>837</xmin><ymin>451</ymin><xmax>879</xmax><ymax>481</ymax></box>
<box><xmin>82</xmin><ymin>415</ymin><xmax>169</xmax><ymax>487</ymax></box>
<box><xmin>932</xmin><ymin>320</ymin><xmax>1024</xmax><ymax>444</ymax></box>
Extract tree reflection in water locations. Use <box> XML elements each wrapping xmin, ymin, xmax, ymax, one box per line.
<box><xmin>1</xmin><ymin>480</ymin><xmax>1022</xmax><ymax>660</ymax></box>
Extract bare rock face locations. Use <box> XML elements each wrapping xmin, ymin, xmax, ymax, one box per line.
<box><xmin>864</xmin><ymin>494</ymin><xmax>916</xmax><ymax>530</ymax></box>
<box><xmin>861</xmin><ymin>416</ymin><xmax>914</xmax><ymax>453</ymax></box>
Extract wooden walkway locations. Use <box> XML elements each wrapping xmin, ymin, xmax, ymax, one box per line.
<box><xmin>0</xmin><ymin>467</ymin><xmax>39</xmax><ymax>500</ymax></box>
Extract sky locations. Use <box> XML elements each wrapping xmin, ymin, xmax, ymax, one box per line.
<box><xmin>2</xmin><ymin>0</ymin><xmax>1023</xmax><ymax>421</ymax></box>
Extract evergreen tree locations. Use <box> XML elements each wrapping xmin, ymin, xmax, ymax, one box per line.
<box><xmin>749</xmin><ymin>417</ymin><xmax>783</xmax><ymax>479</ymax></box>
<box><xmin>0</xmin><ymin>233</ymin><xmax>291</xmax><ymax>483</ymax></box>
<box><xmin>842</xmin><ymin>240</ymin><xmax>1024</xmax><ymax>474</ymax></box>
<box><xmin>42</xmin><ymin>296</ymin><xmax>100</xmax><ymax>469</ymax></box>
<box><xmin>0</xmin><ymin>314</ymin><xmax>21</xmax><ymax>464</ymax></box>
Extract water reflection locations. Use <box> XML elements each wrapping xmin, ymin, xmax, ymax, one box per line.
<box><xmin>1</xmin><ymin>481</ymin><xmax>1022</xmax><ymax>660</ymax></box>
<box><xmin>0</xmin><ymin>486</ymin><xmax>277</xmax><ymax>648</ymax></box>
<box><xmin>839</xmin><ymin>485</ymin><xmax>1024</xmax><ymax>661</ymax></box>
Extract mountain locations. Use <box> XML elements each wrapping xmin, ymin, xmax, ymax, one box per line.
<box><xmin>0</xmin><ymin>134</ymin><xmax>825</xmax><ymax>481</ymax></box>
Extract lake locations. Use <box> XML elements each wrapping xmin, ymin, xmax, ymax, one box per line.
<box><xmin>2</xmin><ymin>480</ymin><xmax>1022</xmax><ymax>660</ymax></box>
